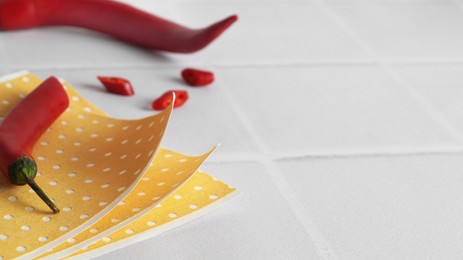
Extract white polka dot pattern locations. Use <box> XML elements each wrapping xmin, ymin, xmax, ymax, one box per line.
<box><xmin>0</xmin><ymin>72</ymin><xmax>237</xmax><ymax>259</ymax></box>
<box><xmin>69</xmin><ymin>171</ymin><xmax>236</xmax><ymax>257</ymax></box>
<box><xmin>0</xmin><ymin>72</ymin><xmax>172</xmax><ymax>259</ymax></box>
<box><xmin>39</xmin><ymin>148</ymin><xmax>216</xmax><ymax>257</ymax></box>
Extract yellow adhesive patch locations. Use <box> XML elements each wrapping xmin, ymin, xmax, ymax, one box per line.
<box><xmin>0</xmin><ymin>72</ymin><xmax>172</xmax><ymax>259</ymax></box>
<box><xmin>69</xmin><ymin>171</ymin><xmax>236</xmax><ymax>258</ymax></box>
<box><xmin>39</xmin><ymin>148</ymin><xmax>215</xmax><ymax>258</ymax></box>
<box><xmin>0</xmin><ymin>72</ymin><xmax>237</xmax><ymax>259</ymax></box>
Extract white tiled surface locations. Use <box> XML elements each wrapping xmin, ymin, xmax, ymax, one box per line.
<box><xmin>328</xmin><ymin>1</ymin><xmax>463</xmax><ymax>61</ymax></box>
<box><xmin>3</xmin><ymin>0</ymin><xmax>463</xmax><ymax>259</ymax></box>
<box><xmin>216</xmin><ymin>66</ymin><xmax>461</xmax><ymax>156</ymax></box>
<box><xmin>169</xmin><ymin>2</ymin><xmax>371</xmax><ymax>65</ymax></box>
<box><xmin>100</xmin><ymin>162</ymin><xmax>322</xmax><ymax>260</ymax></box>
<box><xmin>276</xmin><ymin>154</ymin><xmax>463</xmax><ymax>259</ymax></box>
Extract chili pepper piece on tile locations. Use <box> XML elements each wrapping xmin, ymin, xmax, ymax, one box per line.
<box><xmin>0</xmin><ymin>76</ymin><xmax>69</xmax><ymax>214</ymax></box>
<box><xmin>152</xmin><ymin>90</ymin><xmax>189</xmax><ymax>110</ymax></box>
<box><xmin>181</xmin><ymin>68</ymin><xmax>215</xmax><ymax>87</ymax></box>
<box><xmin>97</xmin><ymin>76</ymin><xmax>135</xmax><ymax>96</ymax></box>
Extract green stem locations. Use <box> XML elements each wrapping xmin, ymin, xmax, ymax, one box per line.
<box><xmin>8</xmin><ymin>156</ymin><xmax>60</xmax><ymax>214</ymax></box>
<box><xmin>26</xmin><ymin>179</ymin><xmax>60</xmax><ymax>214</ymax></box>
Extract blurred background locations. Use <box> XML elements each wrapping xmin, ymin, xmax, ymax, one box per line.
<box><xmin>2</xmin><ymin>0</ymin><xmax>463</xmax><ymax>259</ymax></box>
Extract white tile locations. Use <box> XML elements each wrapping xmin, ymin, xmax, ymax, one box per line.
<box><xmin>0</xmin><ymin>40</ymin><xmax>7</xmax><ymax>75</ymax></box>
<box><xmin>96</xmin><ymin>162</ymin><xmax>321</xmax><ymax>260</ymax></box>
<box><xmin>33</xmin><ymin>68</ymin><xmax>260</xmax><ymax>160</ymax></box>
<box><xmin>169</xmin><ymin>0</ymin><xmax>308</xmax><ymax>2</ymax></box>
<box><xmin>168</xmin><ymin>2</ymin><xmax>371</xmax><ymax>65</ymax></box>
<box><xmin>394</xmin><ymin>65</ymin><xmax>463</xmax><ymax>135</ymax></box>
<box><xmin>1</xmin><ymin>1</ymin><xmax>181</xmax><ymax>69</ymax></box>
<box><xmin>217</xmin><ymin>65</ymin><xmax>460</xmax><ymax>156</ymax></box>
<box><xmin>277</xmin><ymin>154</ymin><xmax>463</xmax><ymax>259</ymax></box>
<box><xmin>328</xmin><ymin>2</ymin><xmax>463</xmax><ymax>61</ymax></box>
<box><xmin>324</xmin><ymin>0</ymin><xmax>446</xmax><ymax>3</ymax></box>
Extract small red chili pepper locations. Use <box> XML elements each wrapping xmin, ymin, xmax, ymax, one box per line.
<box><xmin>0</xmin><ymin>76</ymin><xmax>69</xmax><ymax>214</ymax></box>
<box><xmin>152</xmin><ymin>90</ymin><xmax>189</xmax><ymax>111</ymax></box>
<box><xmin>181</xmin><ymin>68</ymin><xmax>215</xmax><ymax>87</ymax></box>
<box><xmin>0</xmin><ymin>0</ymin><xmax>238</xmax><ymax>53</ymax></box>
<box><xmin>97</xmin><ymin>76</ymin><xmax>135</xmax><ymax>96</ymax></box>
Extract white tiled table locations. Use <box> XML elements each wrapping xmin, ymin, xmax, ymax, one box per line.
<box><xmin>3</xmin><ymin>0</ymin><xmax>463</xmax><ymax>259</ymax></box>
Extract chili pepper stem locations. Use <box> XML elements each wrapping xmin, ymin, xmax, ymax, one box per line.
<box><xmin>26</xmin><ymin>178</ymin><xmax>60</xmax><ymax>214</ymax></box>
<box><xmin>8</xmin><ymin>156</ymin><xmax>60</xmax><ymax>214</ymax></box>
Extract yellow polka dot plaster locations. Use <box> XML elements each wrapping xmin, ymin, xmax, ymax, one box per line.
<box><xmin>0</xmin><ymin>72</ymin><xmax>172</xmax><ymax>259</ymax></box>
<box><xmin>0</xmin><ymin>71</ymin><xmax>238</xmax><ymax>260</ymax></box>
<box><xmin>39</xmin><ymin>148</ymin><xmax>216</xmax><ymax>258</ymax></box>
<box><xmin>69</xmin><ymin>171</ymin><xmax>237</xmax><ymax>258</ymax></box>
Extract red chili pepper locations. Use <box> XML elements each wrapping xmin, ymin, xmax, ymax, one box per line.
<box><xmin>97</xmin><ymin>76</ymin><xmax>135</xmax><ymax>96</ymax></box>
<box><xmin>0</xmin><ymin>76</ymin><xmax>69</xmax><ymax>214</ymax></box>
<box><xmin>0</xmin><ymin>0</ymin><xmax>238</xmax><ymax>54</ymax></box>
<box><xmin>181</xmin><ymin>68</ymin><xmax>215</xmax><ymax>87</ymax></box>
<box><xmin>152</xmin><ymin>90</ymin><xmax>189</xmax><ymax>110</ymax></box>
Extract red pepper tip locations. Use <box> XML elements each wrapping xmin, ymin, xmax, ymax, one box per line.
<box><xmin>218</xmin><ymin>15</ymin><xmax>238</xmax><ymax>28</ymax></box>
<box><xmin>228</xmin><ymin>15</ymin><xmax>238</xmax><ymax>23</ymax></box>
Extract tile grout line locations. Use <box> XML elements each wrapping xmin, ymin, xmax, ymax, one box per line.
<box><xmin>315</xmin><ymin>0</ymin><xmax>463</xmax><ymax>145</ymax></box>
<box><xmin>5</xmin><ymin>60</ymin><xmax>375</xmax><ymax>71</ymax></box>
<box><xmin>215</xmin><ymin>75</ymin><xmax>339</xmax><ymax>260</ymax></box>
<box><xmin>207</xmin><ymin>146</ymin><xmax>463</xmax><ymax>164</ymax></box>
<box><xmin>203</xmin><ymin>144</ymin><xmax>463</xmax><ymax>165</ymax></box>
<box><xmin>269</xmin><ymin>146</ymin><xmax>463</xmax><ymax>162</ymax></box>
<box><xmin>14</xmin><ymin>58</ymin><xmax>463</xmax><ymax>72</ymax></box>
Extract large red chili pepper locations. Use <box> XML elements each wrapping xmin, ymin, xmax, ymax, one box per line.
<box><xmin>0</xmin><ymin>0</ymin><xmax>238</xmax><ymax>53</ymax></box>
<box><xmin>0</xmin><ymin>76</ymin><xmax>69</xmax><ymax>214</ymax></box>
<box><xmin>152</xmin><ymin>90</ymin><xmax>189</xmax><ymax>110</ymax></box>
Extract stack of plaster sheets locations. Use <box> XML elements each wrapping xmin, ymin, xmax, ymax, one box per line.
<box><xmin>0</xmin><ymin>71</ymin><xmax>238</xmax><ymax>260</ymax></box>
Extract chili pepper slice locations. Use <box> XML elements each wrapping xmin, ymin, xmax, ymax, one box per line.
<box><xmin>181</xmin><ymin>68</ymin><xmax>215</xmax><ymax>87</ymax></box>
<box><xmin>0</xmin><ymin>76</ymin><xmax>69</xmax><ymax>214</ymax></box>
<box><xmin>97</xmin><ymin>76</ymin><xmax>135</xmax><ymax>96</ymax></box>
<box><xmin>152</xmin><ymin>90</ymin><xmax>189</xmax><ymax>111</ymax></box>
<box><xmin>0</xmin><ymin>0</ymin><xmax>238</xmax><ymax>53</ymax></box>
